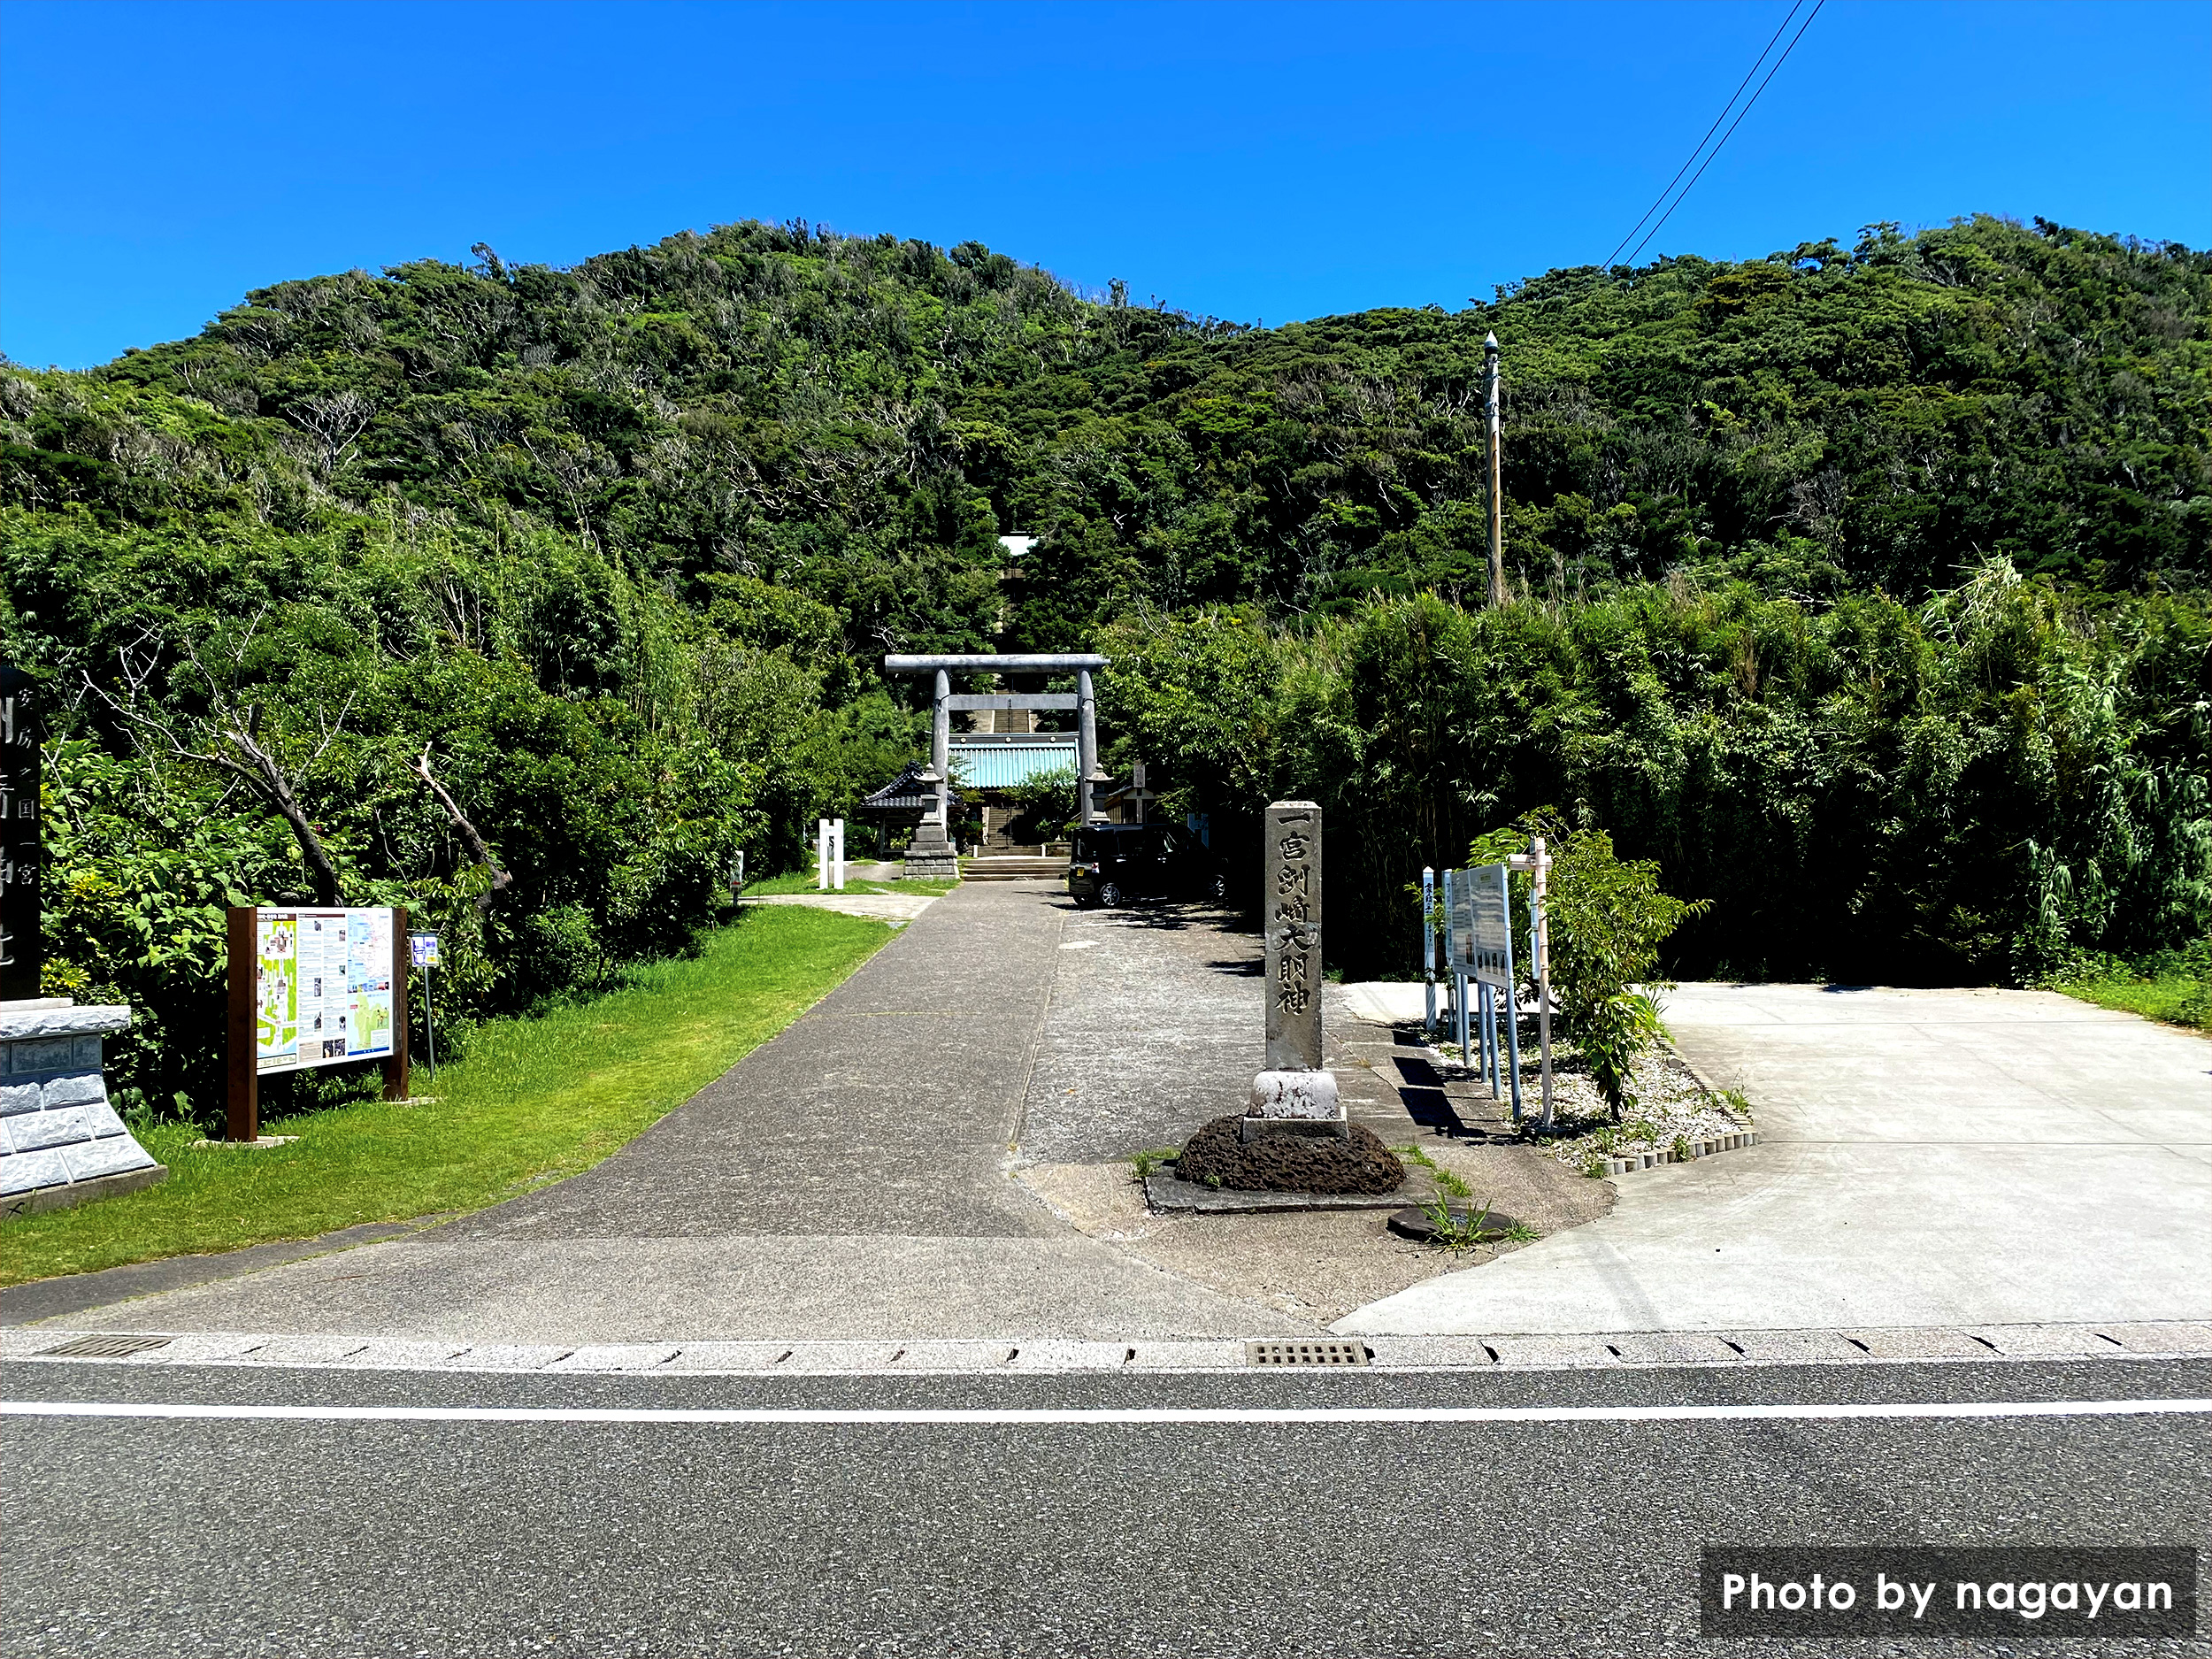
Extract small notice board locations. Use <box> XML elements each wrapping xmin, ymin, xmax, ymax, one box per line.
<box><xmin>227</xmin><ymin>904</ymin><xmax>410</xmax><ymax>1142</ymax></box>
<box><xmin>252</xmin><ymin>908</ymin><xmax>397</xmax><ymax>1071</ymax></box>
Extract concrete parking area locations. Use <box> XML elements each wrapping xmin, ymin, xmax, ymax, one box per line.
<box><xmin>1342</xmin><ymin>983</ymin><xmax>2212</xmax><ymax>1337</ymax></box>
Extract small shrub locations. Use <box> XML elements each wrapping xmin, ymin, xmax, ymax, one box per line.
<box><xmin>1471</xmin><ymin>810</ymin><xmax>1705</xmax><ymax>1121</ymax></box>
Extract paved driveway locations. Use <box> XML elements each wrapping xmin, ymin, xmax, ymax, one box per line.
<box><xmin>33</xmin><ymin>884</ymin><xmax>1303</xmax><ymax>1344</ymax></box>
<box><xmin>1341</xmin><ymin>984</ymin><xmax>2212</xmax><ymax>1336</ymax></box>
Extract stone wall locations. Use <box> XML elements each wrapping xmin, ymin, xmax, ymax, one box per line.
<box><xmin>0</xmin><ymin>1001</ymin><xmax>163</xmax><ymax>1217</ymax></box>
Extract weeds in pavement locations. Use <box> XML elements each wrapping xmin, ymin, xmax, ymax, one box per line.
<box><xmin>1418</xmin><ymin>1196</ymin><xmax>1533</xmax><ymax>1250</ymax></box>
<box><xmin>1129</xmin><ymin>1146</ymin><xmax>1182</xmax><ymax>1180</ymax></box>
<box><xmin>1393</xmin><ymin>1142</ymin><xmax>1470</xmax><ymax>1199</ymax></box>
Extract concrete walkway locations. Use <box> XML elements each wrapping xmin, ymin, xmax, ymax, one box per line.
<box><xmin>1341</xmin><ymin>983</ymin><xmax>2212</xmax><ymax>1336</ymax></box>
<box><xmin>39</xmin><ymin>885</ymin><xmax>1306</xmax><ymax>1343</ymax></box>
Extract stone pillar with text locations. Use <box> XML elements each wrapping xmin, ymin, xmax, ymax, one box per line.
<box><xmin>1244</xmin><ymin>800</ymin><xmax>1344</xmax><ymax>1141</ymax></box>
<box><xmin>0</xmin><ymin>666</ymin><xmax>164</xmax><ymax>1216</ymax></box>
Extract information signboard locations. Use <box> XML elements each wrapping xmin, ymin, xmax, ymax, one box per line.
<box><xmin>252</xmin><ymin>907</ymin><xmax>396</xmax><ymax>1073</ymax></box>
<box><xmin>1445</xmin><ymin>864</ymin><xmax>1514</xmax><ymax>988</ymax></box>
<box><xmin>227</xmin><ymin>903</ymin><xmax>409</xmax><ymax>1143</ymax></box>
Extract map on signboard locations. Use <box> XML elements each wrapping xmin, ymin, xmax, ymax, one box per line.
<box><xmin>255</xmin><ymin>911</ymin><xmax>298</xmax><ymax>1068</ymax></box>
<box><xmin>410</xmin><ymin>933</ymin><xmax>440</xmax><ymax>969</ymax></box>
<box><xmin>1446</xmin><ymin>864</ymin><xmax>1514</xmax><ymax>988</ymax></box>
<box><xmin>346</xmin><ymin>910</ymin><xmax>394</xmax><ymax>1056</ymax></box>
<box><xmin>257</xmin><ymin>906</ymin><xmax>395</xmax><ymax>1073</ymax></box>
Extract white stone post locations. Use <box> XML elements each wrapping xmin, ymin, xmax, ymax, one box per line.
<box><xmin>832</xmin><ymin>818</ymin><xmax>846</xmax><ymax>891</ymax></box>
<box><xmin>817</xmin><ymin>819</ymin><xmax>831</xmax><ymax>891</ymax></box>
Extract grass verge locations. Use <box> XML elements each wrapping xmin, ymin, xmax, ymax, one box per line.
<box><xmin>2044</xmin><ymin>943</ymin><xmax>2211</xmax><ymax>1032</ymax></box>
<box><xmin>0</xmin><ymin>906</ymin><xmax>895</xmax><ymax>1286</ymax></box>
<box><xmin>740</xmin><ymin>869</ymin><xmax>959</xmax><ymax>897</ymax></box>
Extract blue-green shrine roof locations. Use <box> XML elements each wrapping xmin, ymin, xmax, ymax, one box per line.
<box><xmin>949</xmin><ymin>735</ymin><xmax>1079</xmax><ymax>789</ymax></box>
<box><xmin>858</xmin><ymin>734</ymin><xmax>1080</xmax><ymax>810</ymax></box>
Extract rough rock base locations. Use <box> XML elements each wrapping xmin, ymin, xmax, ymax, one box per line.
<box><xmin>1176</xmin><ymin>1114</ymin><xmax>1405</xmax><ymax>1196</ymax></box>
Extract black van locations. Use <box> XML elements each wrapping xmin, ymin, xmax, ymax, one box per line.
<box><xmin>1067</xmin><ymin>823</ymin><xmax>1229</xmax><ymax>909</ymax></box>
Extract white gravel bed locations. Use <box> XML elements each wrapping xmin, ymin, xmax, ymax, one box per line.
<box><xmin>1438</xmin><ymin>1038</ymin><xmax>1757</xmax><ymax>1177</ymax></box>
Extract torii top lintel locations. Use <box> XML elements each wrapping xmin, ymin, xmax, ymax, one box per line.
<box><xmin>883</xmin><ymin>654</ymin><xmax>1109</xmax><ymax>672</ymax></box>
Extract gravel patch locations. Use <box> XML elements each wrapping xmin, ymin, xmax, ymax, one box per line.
<box><xmin>1436</xmin><ymin>1040</ymin><xmax>1756</xmax><ymax>1175</ymax></box>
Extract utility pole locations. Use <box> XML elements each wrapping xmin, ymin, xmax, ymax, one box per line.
<box><xmin>1485</xmin><ymin>331</ymin><xmax>1504</xmax><ymax>608</ymax></box>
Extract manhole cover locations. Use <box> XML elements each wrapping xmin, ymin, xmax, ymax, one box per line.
<box><xmin>37</xmin><ymin>1333</ymin><xmax>173</xmax><ymax>1359</ymax></box>
<box><xmin>1246</xmin><ymin>1340</ymin><xmax>1369</xmax><ymax>1368</ymax></box>
<box><xmin>1386</xmin><ymin>1204</ymin><xmax>1523</xmax><ymax>1244</ymax></box>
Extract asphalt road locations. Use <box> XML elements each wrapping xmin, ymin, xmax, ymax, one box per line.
<box><xmin>6</xmin><ymin>1358</ymin><xmax>2208</xmax><ymax>1657</ymax></box>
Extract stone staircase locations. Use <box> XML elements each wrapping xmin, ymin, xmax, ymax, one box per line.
<box><xmin>960</xmin><ymin>856</ymin><xmax>1070</xmax><ymax>881</ymax></box>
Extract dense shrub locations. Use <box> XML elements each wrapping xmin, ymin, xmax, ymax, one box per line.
<box><xmin>1100</xmin><ymin>572</ymin><xmax>2211</xmax><ymax>987</ymax></box>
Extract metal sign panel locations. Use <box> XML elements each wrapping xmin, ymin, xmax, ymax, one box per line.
<box><xmin>254</xmin><ymin>907</ymin><xmax>396</xmax><ymax>1073</ymax></box>
<box><xmin>1446</xmin><ymin>864</ymin><xmax>1514</xmax><ymax>988</ymax></box>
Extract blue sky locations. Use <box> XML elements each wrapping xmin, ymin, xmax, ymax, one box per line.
<box><xmin>3</xmin><ymin>0</ymin><xmax>2207</xmax><ymax>369</ymax></box>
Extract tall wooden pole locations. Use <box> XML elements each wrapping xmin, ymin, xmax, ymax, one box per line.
<box><xmin>225</xmin><ymin>906</ymin><xmax>257</xmax><ymax>1143</ymax></box>
<box><xmin>383</xmin><ymin>905</ymin><xmax>411</xmax><ymax>1102</ymax></box>
<box><xmin>1485</xmin><ymin>331</ymin><xmax>1504</xmax><ymax>608</ymax></box>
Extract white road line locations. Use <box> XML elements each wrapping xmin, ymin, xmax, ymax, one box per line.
<box><xmin>4</xmin><ymin>1399</ymin><xmax>2208</xmax><ymax>1426</ymax></box>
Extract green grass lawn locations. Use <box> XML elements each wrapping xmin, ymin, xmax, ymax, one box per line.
<box><xmin>741</xmin><ymin>869</ymin><xmax>959</xmax><ymax>897</ymax></box>
<box><xmin>2050</xmin><ymin>967</ymin><xmax>2211</xmax><ymax>1031</ymax></box>
<box><xmin>0</xmin><ymin>906</ymin><xmax>895</xmax><ymax>1286</ymax></box>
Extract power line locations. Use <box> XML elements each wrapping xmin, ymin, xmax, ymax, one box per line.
<box><xmin>1620</xmin><ymin>0</ymin><xmax>1826</xmax><ymax>269</ymax></box>
<box><xmin>1602</xmin><ymin>1</ymin><xmax>1803</xmax><ymax>271</ymax></box>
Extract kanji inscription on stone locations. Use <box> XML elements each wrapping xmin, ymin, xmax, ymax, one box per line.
<box><xmin>1263</xmin><ymin>800</ymin><xmax>1323</xmax><ymax>1071</ymax></box>
<box><xmin>0</xmin><ymin>665</ymin><xmax>38</xmax><ymax>1002</ymax></box>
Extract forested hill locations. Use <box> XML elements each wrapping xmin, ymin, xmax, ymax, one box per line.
<box><xmin>2</xmin><ymin>214</ymin><xmax>2208</xmax><ymax>1118</ymax></box>
<box><xmin>16</xmin><ymin>212</ymin><xmax>2211</xmax><ymax>641</ymax></box>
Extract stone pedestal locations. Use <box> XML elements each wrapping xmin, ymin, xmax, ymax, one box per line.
<box><xmin>1246</xmin><ymin>801</ymin><xmax>1345</xmax><ymax>1141</ymax></box>
<box><xmin>902</xmin><ymin>818</ymin><xmax>961</xmax><ymax>881</ymax></box>
<box><xmin>0</xmin><ymin>999</ymin><xmax>165</xmax><ymax>1217</ymax></box>
<box><xmin>1240</xmin><ymin>1068</ymin><xmax>1346</xmax><ymax>1141</ymax></box>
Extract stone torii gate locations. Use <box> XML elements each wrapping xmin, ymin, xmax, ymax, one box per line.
<box><xmin>883</xmin><ymin>652</ymin><xmax>1110</xmax><ymax>878</ymax></box>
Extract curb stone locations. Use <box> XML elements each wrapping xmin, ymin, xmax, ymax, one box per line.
<box><xmin>7</xmin><ymin>1321</ymin><xmax>2205</xmax><ymax>1375</ymax></box>
<box><xmin>1600</xmin><ymin>1131</ymin><xmax>1763</xmax><ymax>1177</ymax></box>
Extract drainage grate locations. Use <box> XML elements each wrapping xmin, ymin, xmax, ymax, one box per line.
<box><xmin>1246</xmin><ymin>1340</ymin><xmax>1370</xmax><ymax>1368</ymax></box>
<box><xmin>37</xmin><ymin>1333</ymin><xmax>173</xmax><ymax>1360</ymax></box>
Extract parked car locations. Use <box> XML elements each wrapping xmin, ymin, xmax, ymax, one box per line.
<box><xmin>1067</xmin><ymin>823</ymin><xmax>1229</xmax><ymax>908</ymax></box>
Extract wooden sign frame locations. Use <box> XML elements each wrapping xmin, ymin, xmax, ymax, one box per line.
<box><xmin>226</xmin><ymin>904</ymin><xmax>410</xmax><ymax>1142</ymax></box>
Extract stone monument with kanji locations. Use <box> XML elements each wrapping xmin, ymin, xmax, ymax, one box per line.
<box><xmin>1245</xmin><ymin>800</ymin><xmax>1345</xmax><ymax>1141</ymax></box>
<box><xmin>1162</xmin><ymin>795</ymin><xmax>1401</xmax><ymax>1196</ymax></box>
